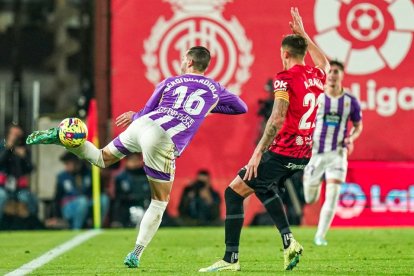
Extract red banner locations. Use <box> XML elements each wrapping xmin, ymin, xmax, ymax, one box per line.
<box><xmin>111</xmin><ymin>0</ymin><xmax>414</xmax><ymax>215</ymax></box>
<box><xmin>332</xmin><ymin>161</ymin><xmax>414</xmax><ymax>226</ymax></box>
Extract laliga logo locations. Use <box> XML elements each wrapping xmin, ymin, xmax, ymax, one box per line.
<box><xmin>336</xmin><ymin>183</ymin><xmax>414</xmax><ymax>219</ymax></box>
<box><xmin>313</xmin><ymin>0</ymin><xmax>414</xmax><ymax>75</ymax></box>
<box><xmin>336</xmin><ymin>183</ymin><xmax>367</xmax><ymax>219</ymax></box>
<box><xmin>142</xmin><ymin>0</ymin><xmax>254</xmax><ymax>95</ymax></box>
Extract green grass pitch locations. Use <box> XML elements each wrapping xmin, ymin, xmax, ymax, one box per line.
<box><xmin>1</xmin><ymin>227</ymin><xmax>413</xmax><ymax>275</ymax></box>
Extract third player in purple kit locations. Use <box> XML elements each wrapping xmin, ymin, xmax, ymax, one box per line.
<box><xmin>26</xmin><ymin>46</ymin><xmax>247</xmax><ymax>268</ymax></box>
<box><xmin>303</xmin><ymin>60</ymin><xmax>363</xmax><ymax>246</ymax></box>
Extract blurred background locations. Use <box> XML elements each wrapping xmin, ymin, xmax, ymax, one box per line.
<box><xmin>0</xmin><ymin>0</ymin><xmax>413</xmax><ymax>230</ymax></box>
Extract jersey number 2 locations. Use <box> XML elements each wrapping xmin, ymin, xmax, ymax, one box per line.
<box><xmin>299</xmin><ymin>93</ymin><xmax>316</xmax><ymax>130</ymax></box>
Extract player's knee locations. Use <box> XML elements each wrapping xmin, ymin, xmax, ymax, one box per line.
<box><xmin>101</xmin><ymin>149</ymin><xmax>118</xmax><ymax>168</ymax></box>
<box><xmin>304</xmin><ymin>194</ymin><xmax>315</xmax><ymax>204</ymax></box>
<box><xmin>255</xmin><ymin>190</ymin><xmax>280</xmax><ymax>204</ymax></box>
<box><xmin>304</xmin><ymin>186</ymin><xmax>319</xmax><ymax>204</ymax></box>
<box><xmin>304</xmin><ymin>189</ymin><xmax>315</xmax><ymax>203</ymax></box>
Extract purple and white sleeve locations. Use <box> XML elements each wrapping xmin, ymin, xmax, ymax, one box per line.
<box><xmin>132</xmin><ymin>80</ymin><xmax>166</xmax><ymax>120</ymax></box>
<box><xmin>211</xmin><ymin>87</ymin><xmax>248</xmax><ymax>115</ymax></box>
<box><xmin>350</xmin><ymin>96</ymin><xmax>362</xmax><ymax>123</ymax></box>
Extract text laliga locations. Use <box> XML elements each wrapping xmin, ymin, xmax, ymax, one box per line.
<box><xmin>370</xmin><ymin>185</ymin><xmax>414</xmax><ymax>212</ymax></box>
<box><xmin>350</xmin><ymin>79</ymin><xmax>414</xmax><ymax>117</ymax></box>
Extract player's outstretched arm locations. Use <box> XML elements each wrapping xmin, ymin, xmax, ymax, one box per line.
<box><xmin>243</xmin><ymin>98</ymin><xmax>288</xmax><ymax>181</ymax></box>
<box><xmin>211</xmin><ymin>88</ymin><xmax>248</xmax><ymax>115</ymax></box>
<box><xmin>289</xmin><ymin>7</ymin><xmax>330</xmax><ymax>74</ymax></box>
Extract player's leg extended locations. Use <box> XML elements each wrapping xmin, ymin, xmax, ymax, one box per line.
<box><xmin>303</xmin><ymin>154</ymin><xmax>325</xmax><ymax>204</ymax></box>
<box><xmin>66</xmin><ymin>142</ymin><xmax>119</xmax><ymax>168</ymax></box>
<box><xmin>199</xmin><ymin>176</ymin><xmax>253</xmax><ymax>272</ymax></box>
<box><xmin>26</xmin><ymin>127</ymin><xmax>60</xmax><ymax>145</ymax></box>
<box><xmin>27</xmin><ymin>118</ymin><xmax>143</xmax><ymax>168</ymax></box>
<box><xmin>26</xmin><ymin>124</ymin><xmax>121</xmax><ymax>168</ymax></box>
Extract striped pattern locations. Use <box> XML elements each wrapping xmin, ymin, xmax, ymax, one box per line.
<box><xmin>113</xmin><ymin>136</ymin><xmax>132</xmax><ymax>156</ymax></box>
<box><xmin>313</xmin><ymin>92</ymin><xmax>359</xmax><ymax>153</ymax></box>
<box><xmin>275</xmin><ymin>90</ymin><xmax>290</xmax><ymax>102</ymax></box>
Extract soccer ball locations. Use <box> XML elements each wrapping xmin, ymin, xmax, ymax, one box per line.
<box><xmin>58</xmin><ymin>118</ymin><xmax>88</xmax><ymax>148</ymax></box>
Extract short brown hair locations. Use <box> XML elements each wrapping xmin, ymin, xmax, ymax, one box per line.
<box><xmin>330</xmin><ymin>60</ymin><xmax>344</xmax><ymax>71</ymax></box>
<box><xmin>281</xmin><ymin>34</ymin><xmax>308</xmax><ymax>58</ymax></box>
<box><xmin>187</xmin><ymin>46</ymin><xmax>211</xmax><ymax>72</ymax></box>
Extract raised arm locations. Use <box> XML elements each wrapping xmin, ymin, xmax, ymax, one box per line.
<box><xmin>290</xmin><ymin>7</ymin><xmax>330</xmax><ymax>74</ymax></box>
<box><xmin>211</xmin><ymin>87</ymin><xmax>248</xmax><ymax>115</ymax></box>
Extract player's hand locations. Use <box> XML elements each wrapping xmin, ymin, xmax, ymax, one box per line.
<box><xmin>289</xmin><ymin>7</ymin><xmax>306</xmax><ymax>37</ymax></box>
<box><xmin>243</xmin><ymin>151</ymin><xmax>262</xmax><ymax>181</ymax></box>
<box><xmin>344</xmin><ymin>137</ymin><xmax>354</xmax><ymax>155</ymax></box>
<box><xmin>115</xmin><ymin>111</ymin><xmax>135</xmax><ymax>127</ymax></box>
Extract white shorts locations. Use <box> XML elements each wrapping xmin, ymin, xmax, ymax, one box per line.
<box><xmin>107</xmin><ymin>117</ymin><xmax>176</xmax><ymax>182</ymax></box>
<box><xmin>303</xmin><ymin>150</ymin><xmax>348</xmax><ymax>186</ymax></box>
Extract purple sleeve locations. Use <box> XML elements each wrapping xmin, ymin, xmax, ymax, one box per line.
<box><xmin>132</xmin><ymin>80</ymin><xmax>166</xmax><ymax>120</ymax></box>
<box><xmin>211</xmin><ymin>87</ymin><xmax>248</xmax><ymax>115</ymax></box>
<box><xmin>350</xmin><ymin>96</ymin><xmax>362</xmax><ymax>122</ymax></box>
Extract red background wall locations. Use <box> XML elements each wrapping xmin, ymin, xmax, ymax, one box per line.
<box><xmin>111</xmin><ymin>0</ymin><xmax>414</xmax><ymax>224</ymax></box>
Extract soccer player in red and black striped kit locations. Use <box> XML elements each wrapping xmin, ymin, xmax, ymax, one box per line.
<box><xmin>200</xmin><ymin>7</ymin><xmax>330</xmax><ymax>271</ymax></box>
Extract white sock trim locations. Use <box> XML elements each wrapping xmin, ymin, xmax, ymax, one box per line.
<box><xmin>150</xmin><ymin>199</ymin><xmax>168</xmax><ymax>210</ymax></box>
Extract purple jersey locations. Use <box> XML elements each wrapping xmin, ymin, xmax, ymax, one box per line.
<box><xmin>133</xmin><ymin>74</ymin><xmax>247</xmax><ymax>155</ymax></box>
<box><xmin>312</xmin><ymin>91</ymin><xmax>362</xmax><ymax>153</ymax></box>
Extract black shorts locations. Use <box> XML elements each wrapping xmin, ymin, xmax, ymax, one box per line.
<box><xmin>238</xmin><ymin>151</ymin><xmax>309</xmax><ymax>193</ymax></box>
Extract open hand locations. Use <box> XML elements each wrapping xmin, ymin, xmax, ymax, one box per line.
<box><xmin>243</xmin><ymin>151</ymin><xmax>262</xmax><ymax>181</ymax></box>
<box><xmin>115</xmin><ymin>111</ymin><xmax>135</xmax><ymax>127</ymax></box>
<box><xmin>289</xmin><ymin>7</ymin><xmax>306</xmax><ymax>37</ymax></box>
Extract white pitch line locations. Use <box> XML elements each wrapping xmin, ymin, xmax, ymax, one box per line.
<box><xmin>5</xmin><ymin>229</ymin><xmax>102</xmax><ymax>276</ymax></box>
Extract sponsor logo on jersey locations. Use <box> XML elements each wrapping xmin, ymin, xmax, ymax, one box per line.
<box><xmin>274</xmin><ymin>80</ymin><xmax>288</xmax><ymax>91</ymax></box>
<box><xmin>285</xmin><ymin>162</ymin><xmax>306</xmax><ymax>170</ymax></box>
<box><xmin>295</xmin><ymin>136</ymin><xmax>304</xmax><ymax>146</ymax></box>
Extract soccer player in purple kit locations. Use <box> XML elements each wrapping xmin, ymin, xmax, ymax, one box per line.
<box><xmin>26</xmin><ymin>46</ymin><xmax>247</xmax><ymax>268</ymax></box>
<box><xmin>303</xmin><ymin>60</ymin><xmax>363</xmax><ymax>246</ymax></box>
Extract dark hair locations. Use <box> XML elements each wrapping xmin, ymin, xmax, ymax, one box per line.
<box><xmin>187</xmin><ymin>46</ymin><xmax>211</xmax><ymax>72</ymax></box>
<box><xmin>6</xmin><ymin>123</ymin><xmax>23</xmax><ymax>136</ymax></box>
<box><xmin>5</xmin><ymin>123</ymin><xmax>25</xmax><ymax>146</ymax></box>
<box><xmin>281</xmin><ymin>34</ymin><xmax>308</xmax><ymax>58</ymax></box>
<box><xmin>329</xmin><ymin>60</ymin><xmax>344</xmax><ymax>71</ymax></box>
<box><xmin>197</xmin><ymin>169</ymin><xmax>210</xmax><ymax>177</ymax></box>
<box><xmin>60</xmin><ymin>152</ymin><xmax>79</xmax><ymax>163</ymax></box>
